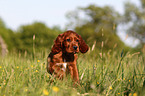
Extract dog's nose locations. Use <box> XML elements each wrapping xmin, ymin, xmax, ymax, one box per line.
<box><xmin>73</xmin><ymin>46</ymin><xmax>78</xmax><ymax>50</ymax></box>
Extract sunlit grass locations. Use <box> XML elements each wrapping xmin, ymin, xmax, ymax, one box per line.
<box><xmin>0</xmin><ymin>50</ymin><xmax>145</xmax><ymax>96</ymax></box>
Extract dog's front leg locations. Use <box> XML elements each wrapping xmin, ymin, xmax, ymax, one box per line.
<box><xmin>68</xmin><ymin>64</ymin><xmax>80</xmax><ymax>84</ymax></box>
<box><xmin>73</xmin><ymin>64</ymin><xmax>80</xmax><ymax>84</ymax></box>
<box><xmin>68</xmin><ymin>65</ymin><xmax>73</xmax><ymax>79</ymax></box>
<box><xmin>52</xmin><ymin>64</ymin><xmax>65</xmax><ymax>79</ymax></box>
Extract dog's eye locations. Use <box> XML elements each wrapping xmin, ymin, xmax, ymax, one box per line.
<box><xmin>76</xmin><ymin>40</ymin><xmax>79</xmax><ymax>42</ymax></box>
<box><xmin>67</xmin><ymin>39</ymin><xmax>71</xmax><ymax>42</ymax></box>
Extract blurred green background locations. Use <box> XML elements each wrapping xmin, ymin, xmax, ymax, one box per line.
<box><xmin>0</xmin><ymin>0</ymin><xmax>145</xmax><ymax>55</ymax></box>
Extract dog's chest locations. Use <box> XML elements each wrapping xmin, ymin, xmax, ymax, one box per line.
<box><xmin>52</xmin><ymin>52</ymin><xmax>64</xmax><ymax>63</ymax></box>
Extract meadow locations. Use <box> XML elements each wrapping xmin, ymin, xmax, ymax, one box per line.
<box><xmin>0</xmin><ymin>49</ymin><xmax>145</xmax><ymax>96</ymax></box>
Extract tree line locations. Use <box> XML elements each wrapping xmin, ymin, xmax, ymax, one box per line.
<box><xmin>0</xmin><ymin>0</ymin><xmax>144</xmax><ymax>54</ymax></box>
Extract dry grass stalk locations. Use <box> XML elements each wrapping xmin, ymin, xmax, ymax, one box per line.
<box><xmin>125</xmin><ymin>34</ymin><xmax>128</xmax><ymax>40</ymax></box>
<box><xmin>80</xmin><ymin>68</ymin><xmax>86</xmax><ymax>80</ymax></box>
<box><xmin>91</xmin><ymin>41</ymin><xmax>96</xmax><ymax>51</ymax></box>
<box><xmin>131</xmin><ymin>52</ymin><xmax>140</xmax><ymax>57</ymax></box>
<box><xmin>101</xmin><ymin>41</ymin><xmax>104</xmax><ymax>48</ymax></box>
<box><xmin>113</xmin><ymin>23</ymin><xmax>116</xmax><ymax>30</ymax></box>
<box><xmin>33</xmin><ymin>34</ymin><xmax>35</xmax><ymax>40</ymax></box>
<box><xmin>113</xmin><ymin>43</ymin><xmax>117</xmax><ymax>49</ymax></box>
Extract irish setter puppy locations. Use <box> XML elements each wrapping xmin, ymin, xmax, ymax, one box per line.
<box><xmin>47</xmin><ymin>30</ymin><xmax>89</xmax><ymax>83</ymax></box>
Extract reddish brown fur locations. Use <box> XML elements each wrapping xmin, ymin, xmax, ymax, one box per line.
<box><xmin>47</xmin><ymin>30</ymin><xmax>89</xmax><ymax>83</ymax></box>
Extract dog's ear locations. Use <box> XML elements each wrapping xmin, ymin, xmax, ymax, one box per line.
<box><xmin>51</xmin><ymin>34</ymin><xmax>63</xmax><ymax>54</ymax></box>
<box><xmin>78</xmin><ymin>35</ymin><xmax>89</xmax><ymax>53</ymax></box>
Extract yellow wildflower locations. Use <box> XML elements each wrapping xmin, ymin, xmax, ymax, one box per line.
<box><xmin>35</xmin><ymin>70</ymin><xmax>38</xmax><ymax>73</ymax></box>
<box><xmin>129</xmin><ymin>93</ymin><xmax>137</xmax><ymax>96</ymax></box>
<box><xmin>118</xmin><ymin>93</ymin><xmax>120</xmax><ymax>95</ymax></box>
<box><xmin>109</xmin><ymin>86</ymin><xmax>113</xmax><ymax>90</ymax></box>
<box><xmin>0</xmin><ymin>86</ymin><xmax>1</xmax><ymax>88</ymax></box>
<box><xmin>47</xmin><ymin>75</ymin><xmax>49</xmax><ymax>78</ymax></box>
<box><xmin>0</xmin><ymin>66</ymin><xmax>2</xmax><ymax>69</ymax></box>
<box><xmin>129</xmin><ymin>93</ymin><xmax>132</xmax><ymax>96</ymax></box>
<box><xmin>25</xmin><ymin>88</ymin><xmax>28</xmax><ymax>92</ymax></box>
<box><xmin>94</xmin><ymin>65</ymin><xmax>96</xmax><ymax>67</ymax></box>
<box><xmin>52</xmin><ymin>86</ymin><xmax>59</xmax><ymax>92</ymax></box>
<box><xmin>97</xmin><ymin>82</ymin><xmax>99</xmax><ymax>84</ymax></box>
<box><xmin>129</xmin><ymin>80</ymin><xmax>131</xmax><ymax>82</ymax></box>
<box><xmin>133</xmin><ymin>93</ymin><xmax>137</xmax><ymax>96</ymax></box>
<box><xmin>43</xmin><ymin>89</ymin><xmax>49</xmax><ymax>95</ymax></box>
<box><xmin>31</xmin><ymin>65</ymin><xmax>33</xmax><ymax>68</ymax></box>
<box><xmin>16</xmin><ymin>66</ymin><xmax>19</xmax><ymax>69</ymax></box>
<box><xmin>37</xmin><ymin>60</ymin><xmax>40</xmax><ymax>62</ymax></box>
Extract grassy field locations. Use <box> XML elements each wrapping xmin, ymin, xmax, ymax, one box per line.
<box><xmin>0</xmin><ymin>49</ymin><xmax>145</xmax><ymax>96</ymax></box>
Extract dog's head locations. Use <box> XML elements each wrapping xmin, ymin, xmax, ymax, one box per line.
<box><xmin>51</xmin><ymin>30</ymin><xmax>89</xmax><ymax>54</ymax></box>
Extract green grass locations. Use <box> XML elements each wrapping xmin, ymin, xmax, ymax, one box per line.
<box><xmin>0</xmin><ymin>50</ymin><xmax>145</xmax><ymax>96</ymax></box>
